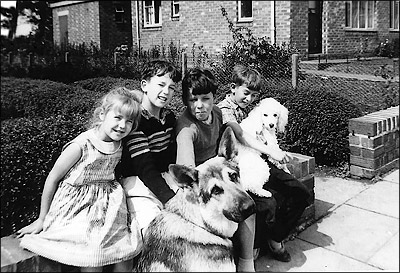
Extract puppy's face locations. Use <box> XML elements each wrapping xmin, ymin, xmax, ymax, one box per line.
<box><xmin>258</xmin><ymin>98</ymin><xmax>288</xmax><ymax>134</ymax></box>
<box><xmin>260</xmin><ymin>108</ymin><xmax>280</xmax><ymax>134</ymax></box>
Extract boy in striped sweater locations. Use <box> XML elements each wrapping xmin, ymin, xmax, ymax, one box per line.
<box><xmin>117</xmin><ymin>60</ymin><xmax>182</xmax><ymax>236</ymax></box>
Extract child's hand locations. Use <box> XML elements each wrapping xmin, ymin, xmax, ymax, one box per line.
<box><xmin>15</xmin><ymin>218</ymin><xmax>44</xmax><ymax>238</ymax></box>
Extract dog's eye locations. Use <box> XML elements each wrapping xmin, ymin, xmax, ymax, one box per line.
<box><xmin>263</xmin><ymin>114</ymin><xmax>268</xmax><ymax>117</ymax></box>
<box><xmin>229</xmin><ymin>172</ymin><xmax>239</xmax><ymax>182</ymax></box>
<box><xmin>211</xmin><ymin>185</ymin><xmax>224</xmax><ymax>196</ymax></box>
<box><xmin>273</xmin><ymin>113</ymin><xmax>278</xmax><ymax>117</ymax></box>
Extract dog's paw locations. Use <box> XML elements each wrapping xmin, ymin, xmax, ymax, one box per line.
<box><xmin>253</xmin><ymin>189</ymin><xmax>272</xmax><ymax>198</ymax></box>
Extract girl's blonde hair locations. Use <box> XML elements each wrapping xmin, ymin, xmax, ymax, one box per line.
<box><xmin>89</xmin><ymin>87</ymin><xmax>143</xmax><ymax>131</ymax></box>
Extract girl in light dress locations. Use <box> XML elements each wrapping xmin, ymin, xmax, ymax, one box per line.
<box><xmin>16</xmin><ymin>87</ymin><xmax>143</xmax><ymax>272</ymax></box>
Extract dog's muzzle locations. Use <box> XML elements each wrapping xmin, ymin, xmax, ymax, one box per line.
<box><xmin>223</xmin><ymin>195</ymin><xmax>256</xmax><ymax>223</ymax></box>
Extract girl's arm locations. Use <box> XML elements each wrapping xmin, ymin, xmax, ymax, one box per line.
<box><xmin>176</xmin><ymin>127</ymin><xmax>196</xmax><ymax>167</ymax></box>
<box><xmin>16</xmin><ymin>143</ymin><xmax>82</xmax><ymax>237</ymax></box>
<box><xmin>226</xmin><ymin>121</ymin><xmax>290</xmax><ymax>163</ymax></box>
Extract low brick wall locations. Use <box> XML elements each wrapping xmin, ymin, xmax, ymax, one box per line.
<box><xmin>286</xmin><ymin>152</ymin><xmax>316</xmax><ymax>230</ymax></box>
<box><xmin>1</xmin><ymin>153</ymin><xmax>315</xmax><ymax>272</ymax></box>
<box><xmin>349</xmin><ymin>106</ymin><xmax>399</xmax><ymax>179</ymax></box>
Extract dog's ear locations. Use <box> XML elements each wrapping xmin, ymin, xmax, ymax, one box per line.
<box><xmin>169</xmin><ymin>164</ymin><xmax>198</xmax><ymax>188</ymax></box>
<box><xmin>241</xmin><ymin>105</ymin><xmax>264</xmax><ymax>137</ymax></box>
<box><xmin>218</xmin><ymin>127</ymin><xmax>239</xmax><ymax>161</ymax></box>
<box><xmin>277</xmin><ymin>103</ymin><xmax>289</xmax><ymax>133</ymax></box>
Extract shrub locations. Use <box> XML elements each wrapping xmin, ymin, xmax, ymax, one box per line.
<box><xmin>374</xmin><ymin>38</ymin><xmax>400</xmax><ymax>58</ymax></box>
<box><xmin>0</xmin><ymin>77</ymin><xmax>101</xmax><ymax>120</ymax></box>
<box><xmin>1</xmin><ymin>115</ymin><xmax>87</xmax><ymax>236</ymax></box>
<box><xmin>71</xmin><ymin>76</ymin><xmax>141</xmax><ymax>94</ymax></box>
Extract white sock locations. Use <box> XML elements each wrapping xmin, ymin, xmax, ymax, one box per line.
<box><xmin>236</xmin><ymin>257</ymin><xmax>255</xmax><ymax>272</ymax></box>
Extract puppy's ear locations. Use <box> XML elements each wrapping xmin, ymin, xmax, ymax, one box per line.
<box><xmin>240</xmin><ymin>106</ymin><xmax>263</xmax><ymax>137</ymax></box>
<box><xmin>277</xmin><ymin>103</ymin><xmax>289</xmax><ymax>133</ymax></box>
<box><xmin>218</xmin><ymin>127</ymin><xmax>239</xmax><ymax>161</ymax></box>
<box><xmin>169</xmin><ymin>164</ymin><xmax>198</xmax><ymax>188</ymax></box>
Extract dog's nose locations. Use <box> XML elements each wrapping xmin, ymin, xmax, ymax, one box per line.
<box><xmin>269</xmin><ymin>123</ymin><xmax>274</xmax><ymax>128</ymax></box>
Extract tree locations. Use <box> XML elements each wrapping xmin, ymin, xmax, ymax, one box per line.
<box><xmin>1</xmin><ymin>1</ymin><xmax>20</xmax><ymax>40</ymax></box>
<box><xmin>18</xmin><ymin>1</ymin><xmax>53</xmax><ymax>43</ymax></box>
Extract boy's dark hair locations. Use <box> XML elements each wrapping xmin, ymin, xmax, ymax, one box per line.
<box><xmin>232</xmin><ymin>65</ymin><xmax>262</xmax><ymax>92</ymax></box>
<box><xmin>181</xmin><ymin>68</ymin><xmax>218</xmax><ymax>105</ymax></box>
<box><xmin>141</xmin><ymin>59</ymin><xmax>182</xmax><ymax>83</ymax></box>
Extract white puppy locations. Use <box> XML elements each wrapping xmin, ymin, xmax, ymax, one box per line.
<box><xmin>238</xmin><ymin>98</ymin><xmax>290</xmax><ymax>197</ymax></box>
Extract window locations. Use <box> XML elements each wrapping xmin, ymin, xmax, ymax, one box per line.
<box><xmin>115</xmin><ymin>5</ymin><xmax>124</xmax><ymax>23</ymax></box>
<box><xmin>390</xmin><ymin>1</ymin><xmax>399</xmax><ymax>30</ymax></box>
<box><xmin>172</xmin><ymin>0</ymin><xmax>179</xmax><ymax>18</ymax></box>
<box><xmin>238</xmin><ymin>1</ymin><xmax>252</xmax><ymax>22</ymax></box>
<box><xmin>345</xmin><ymin>1</ymin><xmax>374</xmax><ymax>29</ymax></box>
<box><xmin>144</xmin><ymin>0</ymin><xmax>162</xmax><ymax>27</ymax></box>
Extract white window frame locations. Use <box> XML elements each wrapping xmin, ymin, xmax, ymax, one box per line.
<box><xmin>390</xmin><ymin>0</ymin><xmax>399</xmax><ymax>30</ymax></box>
<box><xmin>143</xmin><ymin>0</ymin><xmax>162</xmax><ymax>27</ymax></box>
<box><xmin>345</xmin><ymin>1</ymin><xmax>375</xmax><ymax>29</ymax></box>
<box><xmin>172</xmin><ymin>0</ymin><xmax>179</xmax><ymax>18</ymax></box>
<box><xmin>238</xmin><ymin>1</ymin><xmax>253</xmax><ymax>22</ymax></box>
<box><xmin>115</xmin><ymin>5</ymin><xmax>125</xmax><ymax>23</ymax></box>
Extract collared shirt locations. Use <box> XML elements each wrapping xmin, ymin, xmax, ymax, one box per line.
<box><xmin>217</xmin><ymin>94</ymin><xmax>246</xmax><ymax>124</ymax></box>
<box><xmin>141</xmin><ymin>106</ymin><xmax>169</xmax><ymax>125</ymax></box>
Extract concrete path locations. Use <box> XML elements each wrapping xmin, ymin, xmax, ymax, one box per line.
<box><xmin>300</xmin><ymin>69</ymin><xmax>399</xmax><ymax>82</ymax></box>
<box><xmin>255</xmin><ymin>168</ymin><xmax>399</xmax><ymax>272</ymax></box>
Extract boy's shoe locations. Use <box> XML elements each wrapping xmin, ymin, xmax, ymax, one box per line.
<box><xmin>267</xmin><ymin>240</ymin><xmax>291</xmax><ymax>262</ymax></box>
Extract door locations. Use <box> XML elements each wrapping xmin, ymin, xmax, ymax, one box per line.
<box><xmin>59</xmin><ymin>15</ymin><xmax>68</xmax><ymax>48</ymax></box>
<box><xmin>308</xmin><ymin>1</ymin><xmax>322</xmax><ymax>54</ymax></box>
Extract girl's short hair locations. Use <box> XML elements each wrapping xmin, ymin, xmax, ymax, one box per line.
<box><xmin>181</xmin><ymin>68</ymin><xmax>218</xmax><ymax>105</ymax></box>
<box><xmin>90</xmin><ymin>87</ymin><xmax>143</xmax><ymax>131</ymax></box>
<box><xmin>141</xmin><ymin>59</ymin><xmax>182</xmax><ymax>83</ymax></box>
<box><xmin>231</xmin><ymin>65</ymin><xmax>263</xmax><ymax>92</ymax></box>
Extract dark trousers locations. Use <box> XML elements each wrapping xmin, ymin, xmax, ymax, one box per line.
<box><xmin>251</xmin><ymin>161</ymin><xmax>311</xmax><ymax>248</ymax></box>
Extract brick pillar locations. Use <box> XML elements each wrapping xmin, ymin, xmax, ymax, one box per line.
<box><xmin>349</xmin><ymin>106</ymin><xmax>399</xmax><ymax>179</ymax></box>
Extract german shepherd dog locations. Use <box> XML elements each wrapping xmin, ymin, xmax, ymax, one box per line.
<box><xmin>135</xmin><ymin>127</ymin><xmax>256</xmax><ymax>272</ymax></box>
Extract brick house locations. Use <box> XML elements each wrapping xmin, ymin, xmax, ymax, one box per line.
<box><xmin>50</xmin><ymin>1</ymin><xmax>399</xmax><ymax>59</ymax></box>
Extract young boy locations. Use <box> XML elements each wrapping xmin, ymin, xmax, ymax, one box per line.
<box><xmin>176</xmin><ymin>67</ymin><xmax>269</xmax><ymax>272</ymax></box>
<box><xmin>217</xmin><ymin>65</ymin><xmax>311</xmax><ymax>263</ymax></box>
<box><xmin>116</xmin><ymin>60</ymin><xmax>182</xmax><ymax>236</ymax></box>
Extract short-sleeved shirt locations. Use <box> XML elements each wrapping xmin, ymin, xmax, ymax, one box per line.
<box><xmin>217</xmin><ymin>94</ymin><xmax>246</xmax><ymax>124</ymax></box>
<box><xmin>176</xmin><ymin>106</ymin><xmax>224</xmax><ymax>167</ymax></box>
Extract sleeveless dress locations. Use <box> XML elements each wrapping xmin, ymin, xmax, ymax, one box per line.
<box><xmin>20</xmin><ymin>129</ymin><xmax>142</xmax><ymax>267</ymax></box>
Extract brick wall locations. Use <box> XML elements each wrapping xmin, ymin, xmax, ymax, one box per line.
<box><xmin>132</xmin><ymin>1</ymin><xmax>293</xmax><ymax>55</ymax></box>
<box><xmin>52</xmin><ymin>2</ymin><xmax>101</xmax><ymax>47</ymax></box>
<box><xmin>51</xmin><ymin>1</ymin><xmax>397</xmax><ymax>57</ymax></box>
<box><xmin>99</xmin><ymin>1</ymin><xmax>133</xmax><ymax>50</ymax></box>
<box><xmin>286</xmin><ymin>152</ymin><xmax>316</xmax><ymax>229</ymax></box>
<box><xmin>323</xmin><ymin>1</ymin><xmax>394</xmax><ymax>56</ymax></box>
<box><xmin>349</xmin><ymin>106</ymin><xmax>399</xmax><ymax>179</ymax></box>
<box><xmin>288</xmin><ymin>1</ymin><xmax>308</xmax><ymax>55</ymax></box>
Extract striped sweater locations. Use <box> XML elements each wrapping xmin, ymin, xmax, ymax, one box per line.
<box><xmin>118</xmin><ymin>108</ymin><xmax>176</xmax><ymax>204</ymax></box>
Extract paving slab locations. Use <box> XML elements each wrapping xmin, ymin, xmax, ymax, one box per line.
<box><xmin>347</xmin><ymin>181</ymin><xmax>399</xmax><ymax>218</ymax></box>
<box><xmin>367</xmin><ymin>232</ymin><xmax>399</xmax><ymax>270</ymax></box>
<box><xmin>313</xmin><ymin>176</ymin><xmax>369</xmax><ymax>219</ymax></box>
<box><xmin>297</xmin><ymin>205</ymin><xmax>399</xmax><ymax>264</ymax></box>
<box><xmin>255</xmin><ymin>239</ymin><xmax>379</xmax><ymax>272</ymax></box>
<box><xmin>381</xmin><ymin>169</ymin><xmax>399</xmax><ymax>184</ymax></box>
